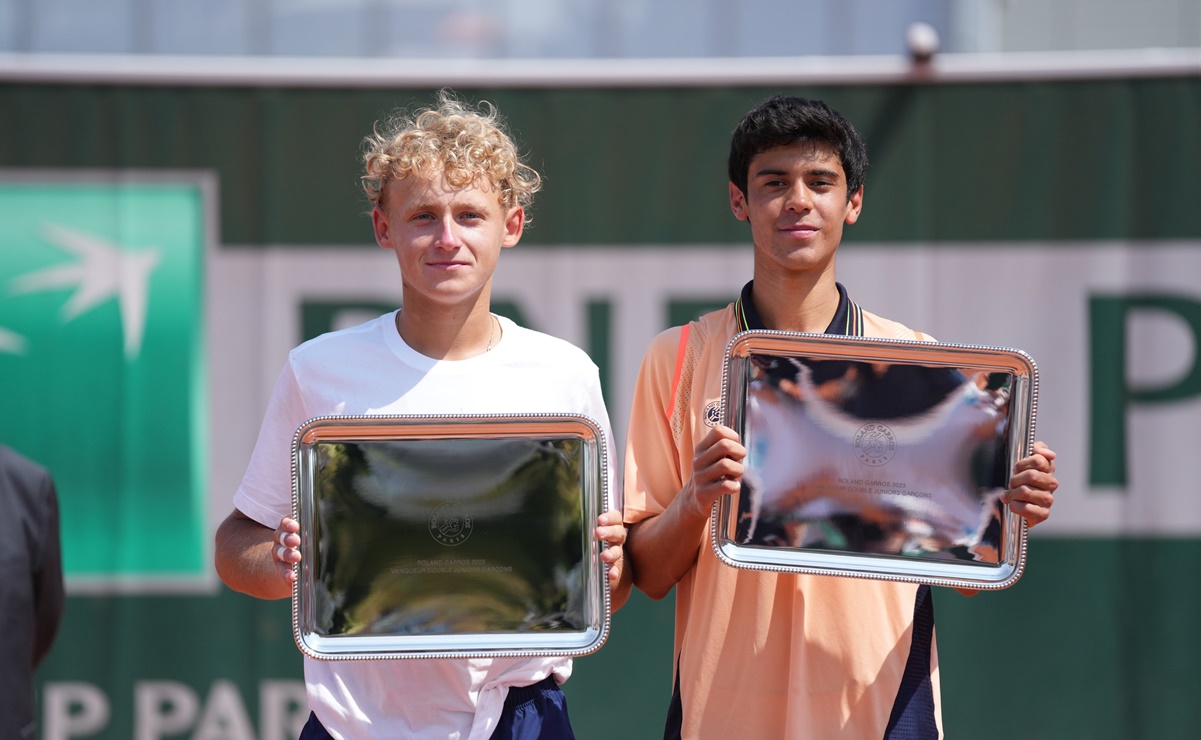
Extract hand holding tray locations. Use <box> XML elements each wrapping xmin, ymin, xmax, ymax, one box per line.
<box><xmin>713</xmin><ymin>332</ymin><xmax>1039</xmax><ymax>590</ymax></box>
<box><xmin>291</xmin><ymin>414</ymin><xmax>611</xmax><ymax>659</ymax></box>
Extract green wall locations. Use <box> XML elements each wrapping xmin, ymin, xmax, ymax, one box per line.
<box><xmin>5</xmin><ymin>75</ymin><xmax>1201</xmax><ymax>739</ymax></box>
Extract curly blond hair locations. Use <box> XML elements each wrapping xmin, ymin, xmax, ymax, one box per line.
<box><xmin>361</xmin><ymin>90</ymin><xmax>542</xmax><ymax>213</ymax></box>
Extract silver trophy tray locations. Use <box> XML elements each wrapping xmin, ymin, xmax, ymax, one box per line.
<box><xmin>291</xmin><ymin>414</ymin><xmax>610</xmax><ymax>660</ymax></box>
<box><xmin>713</xmin><ymin>331</ymin><xmax>1038</xmax><ymax>590</ymax></box>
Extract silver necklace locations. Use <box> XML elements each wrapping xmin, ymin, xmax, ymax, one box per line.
<box><xmin>394</xmin><ymin>311</ymin><xmax>497</xmax><ymax>353</ymax></box>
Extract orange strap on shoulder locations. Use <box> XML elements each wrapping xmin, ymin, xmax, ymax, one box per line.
<box><xmin>668</xmin><ymin>324</ymin><xmax>690</xmax><ymax>420</ymax></box>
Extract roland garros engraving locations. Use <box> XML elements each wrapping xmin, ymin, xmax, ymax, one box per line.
<box><xmin>429</xmin><ymin>502</ymin><xmax>473</xmax><ymax>546</ymax></box>
<box><xmin>853</xmin><ymin>423</ymin><xmax>896</xmax><ymax>467</ymax></box>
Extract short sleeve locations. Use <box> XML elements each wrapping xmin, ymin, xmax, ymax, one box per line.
<box><xmin>233</xmin><ymin>359</ymin><xmax>311</xmax><ymax>529</ymax></box>
<box><xmin>622</xmin><ymin>327</ymin><xmax>687</xmax><ymax>526</ymax></box>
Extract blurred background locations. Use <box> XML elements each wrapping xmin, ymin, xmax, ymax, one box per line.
<box><xmin>2</xmin><ymin>1</ymin><xmax>1200</xmax><ymax>738</ymax></box>
<box><xmin>2</xmin><ymin>0</ymin><xmax>1199</xmax><ymax>56</ymax></box>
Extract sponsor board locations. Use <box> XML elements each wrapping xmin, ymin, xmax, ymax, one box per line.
<box><xmin>212</xmin><ymin>239</ymin><xmax>1201</xmax><ymax>536</ymax></box>
<box><xmin>40</xmin><ymin>680</ymin><xmax>307</xmax><ymax>740</ymax></box>
<box><xmin>6</xmin><ymin>170</ymin><xmax>1200</xmax><ymax>739</ymax></box>
<box><xmin>0</xmin><ymin>172</ymin><xmax>212</xmax><ymax>591</ymax></box>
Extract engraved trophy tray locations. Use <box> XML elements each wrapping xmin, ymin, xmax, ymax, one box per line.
<box><xmin>712</xmin><ymin>331</ymin><xmax>1039</xmax><ymax>590</ymax></box>
<box><xmin>292</xmin><ymin>414</ymin><xmax>611</xmax><ymax>660</ymax></box>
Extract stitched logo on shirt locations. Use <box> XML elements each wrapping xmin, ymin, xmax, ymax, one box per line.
<box><xmin>429</xmin><ymin>502</ymin><xmax>474</xmax><ymax>546</ymax></box>
<box><xmin>703</xmin><ymin>400</ymin><xmax>722</xmax><ymax>427</ymax></box>
<box><xmin>853</xmin><ymin>423</ymin><xmax>896</xmax><ymax>467</ymax></box>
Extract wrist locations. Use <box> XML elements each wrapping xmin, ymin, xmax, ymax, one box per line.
<box><xmin>678</xmin><ymin>481</ymin><xmax>714</xmax><ymax>522</ymax></box>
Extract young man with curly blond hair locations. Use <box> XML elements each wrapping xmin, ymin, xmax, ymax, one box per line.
<box><xmin>215</xmin><ymin>91</ymin><xmax>629</xmax><ymax>740</ymax></box>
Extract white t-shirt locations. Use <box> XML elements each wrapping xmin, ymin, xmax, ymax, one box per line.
<box><xmin>233</xmin><ymin>312</ymin><xmax>616</xmax><ymax>740</ymax></box>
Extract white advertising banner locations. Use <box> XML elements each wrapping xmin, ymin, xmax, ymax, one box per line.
<box><xmin>207</xmin><ymin>240</ymin><xmax>1201</xmax><ymax>539</ymax></box>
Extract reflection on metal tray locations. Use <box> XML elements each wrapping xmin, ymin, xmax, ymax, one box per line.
<box><xmin>713</xmin><ymin>331</ymin><xmax>1038</xmax><ymax>590</ymax></box>
<box><xmin>291</xmin><ymin>414</ymin><xmax>610</xmax><ymax>660</ymax></box>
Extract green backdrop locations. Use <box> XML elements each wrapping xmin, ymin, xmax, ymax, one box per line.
<box><xmin>2</xmin><ymin>74</ymin><xmax>1200</xmax><ymax>739</ymax></box>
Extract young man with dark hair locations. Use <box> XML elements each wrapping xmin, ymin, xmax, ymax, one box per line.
<box><xmin>622</xmin><ymin>95</ymin><xmax>1057</xmax><ymax>738</ymax></box>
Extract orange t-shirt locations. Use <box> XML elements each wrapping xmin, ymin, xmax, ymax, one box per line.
<box><xmin>623</xmin><ymin>302</ymin><xmax>943</xmax><ymax>739</ymax></box>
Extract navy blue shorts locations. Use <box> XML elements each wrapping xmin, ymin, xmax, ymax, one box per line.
<box><xmin>298</xmin><ymin>676</ymin><xmax>575</xmax><ymax>740</ymax></box>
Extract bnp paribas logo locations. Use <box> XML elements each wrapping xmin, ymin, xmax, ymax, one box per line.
<box><xmin>4</xmin><ymin>221</ymin><xmax>160</xmax><ymax>359</ymax></box>
<box><xmin>0</xmin><ymin>171</ymin><xmax>212</xmax><ymax>592</ymax></box>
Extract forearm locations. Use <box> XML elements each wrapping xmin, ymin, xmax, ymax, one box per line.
<box><xmin>626</xmin><ymin>491</ymin><xmax>711</xmax><ymax>600</ymax></box>
<box><xmin>214</xmin><ymin>511</ymin><xmax>292</xmax><ymax>600</ymax></box>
